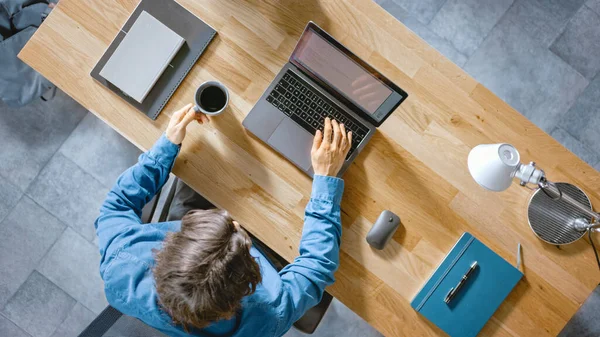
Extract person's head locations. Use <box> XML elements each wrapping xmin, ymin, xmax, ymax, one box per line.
<box><xmin>153</xmin><ymin>209</ymin><xmax>261</xmax><ymax>330</ymax></box>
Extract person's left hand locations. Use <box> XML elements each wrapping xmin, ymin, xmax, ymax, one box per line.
<box><xmin>166</xmin><ymin>103</ymin><xmax>209</xmax><ymax>145</ymax></box>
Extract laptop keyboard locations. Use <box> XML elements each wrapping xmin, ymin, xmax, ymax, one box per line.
<box><xmin>265</xmin><ymin>70</ymin><xmax>369</xmax><ymax>160</ymax></box>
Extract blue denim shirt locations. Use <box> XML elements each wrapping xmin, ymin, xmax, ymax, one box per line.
<box><xmin>94</xmin><ymin>134</ymin><xmax>344</xmax><ymax>337</ymax></box>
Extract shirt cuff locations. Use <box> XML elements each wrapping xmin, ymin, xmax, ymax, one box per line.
<box><xmin>148</xmin><ymin>134</ymin><xmax>180</xmax><ymax>167</ymax></box>
<box><xmin>311</xmin><ymin>175</ymin><xmax>344</xmax><ymax>204</ymax></box>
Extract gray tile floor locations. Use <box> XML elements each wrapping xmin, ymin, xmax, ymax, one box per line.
<box><xmin>1</xmin><ymin>0</ymin><xmax>599</xmax><ymax>336</ymax></box>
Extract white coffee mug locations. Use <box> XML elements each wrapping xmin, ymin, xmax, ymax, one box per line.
<box><xmin>193</xmin><ymin>80</ymin><xmax>229</xmax><ymax>116</ymax></box>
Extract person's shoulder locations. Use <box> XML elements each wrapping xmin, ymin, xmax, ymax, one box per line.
<box><xmin>102</xmin><ymin>221</ymin><xmax>178</xmax><ymax>304</ymax></box>
<box><xmin>102</xmin><ymin>248</ymin><xmax>163</xmax><ymax>317</ymax></box>
<box><xmin>101</xmin><ymin>225</ymin><xmax>157</xmax><ymax>266</ymax></box>
<box><xmin>101</xmin><ymin>229</ymin><xmax>165</xmax><ymax>299</ymax></box>
<box><xmin>104</xmin><ymin>276</ymin><xmax>171</xmax><ymax>334</ymax></box>
<box><xmin>246</xmin><ymin>252</ymin><xmax>286</xmax><ymax>306</ymax></box>
<box><xmin>237</xmin><ymin>295</ymin><xmax>280</xmax><ymax>337</ymax></box>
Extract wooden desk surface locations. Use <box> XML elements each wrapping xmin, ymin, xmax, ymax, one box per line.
<box><xmin>20</xmin><ymin>0</ymin><xmax>600</xmax><ymax>336</ymax></box>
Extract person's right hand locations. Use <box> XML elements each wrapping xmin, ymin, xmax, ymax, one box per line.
<box><xmin>166</xmin><ymin>103</ymin><xmax>209</xmax><ymax>145</ymax></box>
<box><xmin>311</xmin><ymin>117</ymin><xmax>352</xmax><ymax>177</ymax></box>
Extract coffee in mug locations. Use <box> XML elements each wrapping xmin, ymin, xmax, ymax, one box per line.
<box><xmin>194</xmin><ymin>81</ymin><xmax>229</xmax><ymax>116</ymax></box>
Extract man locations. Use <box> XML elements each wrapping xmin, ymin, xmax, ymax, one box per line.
<box><xmin>95</xmin><ymin>103</ymin><xmax>352</xmax><ymax>337</ymax></box>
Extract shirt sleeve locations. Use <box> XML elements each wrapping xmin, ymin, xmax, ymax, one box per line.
<box><xmin>95</xmin><ymin>134</ymin><xmax>179</xmax><ymax>273</ymax></box>
<box><xmin>275</xmin><ymin>175</ymin><xmax>344</xmax><ymax>335</ymax></box>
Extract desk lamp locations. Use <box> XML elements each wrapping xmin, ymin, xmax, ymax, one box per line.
<box><xmin>468</xmin><ymin>144</ymin><xmax>600</xmax><ymax>248</ymax></box>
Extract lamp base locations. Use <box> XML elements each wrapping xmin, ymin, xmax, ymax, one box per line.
<box><xmin>527</xmin><ymin>182</ymin><xmax>593</xmax><ymax>245</ymax></box>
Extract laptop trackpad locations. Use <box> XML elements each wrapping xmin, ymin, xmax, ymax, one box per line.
<box><xmin>267</xmin><ymin>118</ymin><xmax>313</xmax><ymax>171</ymax></box>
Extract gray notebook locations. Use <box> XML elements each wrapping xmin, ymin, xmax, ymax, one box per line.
<box><xmin>91</xmin><ymin>0</ymin><xmax>216</xmax><ymax>120</ymax></box>
<box><xmin>99</xmin><ymin>11</ymin><xmax>185</xmax><ymax>103</ymax></box>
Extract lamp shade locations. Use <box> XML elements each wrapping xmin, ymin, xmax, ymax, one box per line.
<box><xmin>468</xmin><ymin>143</ymin><xmax>520</xmax><ymax>192</ymax></box>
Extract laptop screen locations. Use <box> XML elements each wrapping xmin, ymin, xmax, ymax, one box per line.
<box><xmin>291</xmin><ymin>25</ymin><xmax>405</xmax><ymax>124</ymax></box>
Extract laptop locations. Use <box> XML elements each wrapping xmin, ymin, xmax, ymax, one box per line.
<box><xmin>243</xmin><ymin>22</ymin><xmax>408</xmax><ymax>177</ymax></box>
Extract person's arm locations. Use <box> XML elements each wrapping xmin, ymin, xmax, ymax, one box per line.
<box><xmin>95</xmin><ymin>104</ymin><xmax>209</xmax><ymax>270</ymax></box>
<box><xmin>94</xmin><ymin>134</ymin><xmax>178</xmax><ymax>262</ymax></box>
<box><xmin>276</xmin><ymin>118</ymin><xmax>351</xmax><ymax>334</ymax></box>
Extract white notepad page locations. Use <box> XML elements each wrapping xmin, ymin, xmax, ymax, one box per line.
<box><xmin>100</xmin><ymin>11</ymin><xmax>185</xmax><ymax>103</ymax></box>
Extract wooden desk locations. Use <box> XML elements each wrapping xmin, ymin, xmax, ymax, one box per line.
<box><xmin>20</xmin><ymin>1</ymin><xmax>600</xmax><ymax>336</ymax></box>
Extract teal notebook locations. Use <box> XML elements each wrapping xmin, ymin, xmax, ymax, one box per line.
<box><xmin>411</xmin><ymin>233</ymin><xmax>522</xmax><ymax>337</ymax></box>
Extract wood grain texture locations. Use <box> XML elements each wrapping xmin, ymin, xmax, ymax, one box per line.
<box><xmin>19</xmin><ymin>0</ymin><xmax>600</xmax><ymax>335</ymax></box>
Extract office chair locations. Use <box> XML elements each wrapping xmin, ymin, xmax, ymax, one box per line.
<box><xmin>79</xmin><ymin>176</ymin><xmax>332</xmax><ymax>336</ymax></box>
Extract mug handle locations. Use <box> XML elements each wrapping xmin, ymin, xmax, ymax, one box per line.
<box><xmin>193</xmin><ymin>105</ymin><xmax>201</xmax><ymax>113</ymax></box>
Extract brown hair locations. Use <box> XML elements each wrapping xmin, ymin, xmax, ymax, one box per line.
<box><xmin>153</xmin><ymin>209</ymin><xmax>261</xmax><ymax>330</ymax></box>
